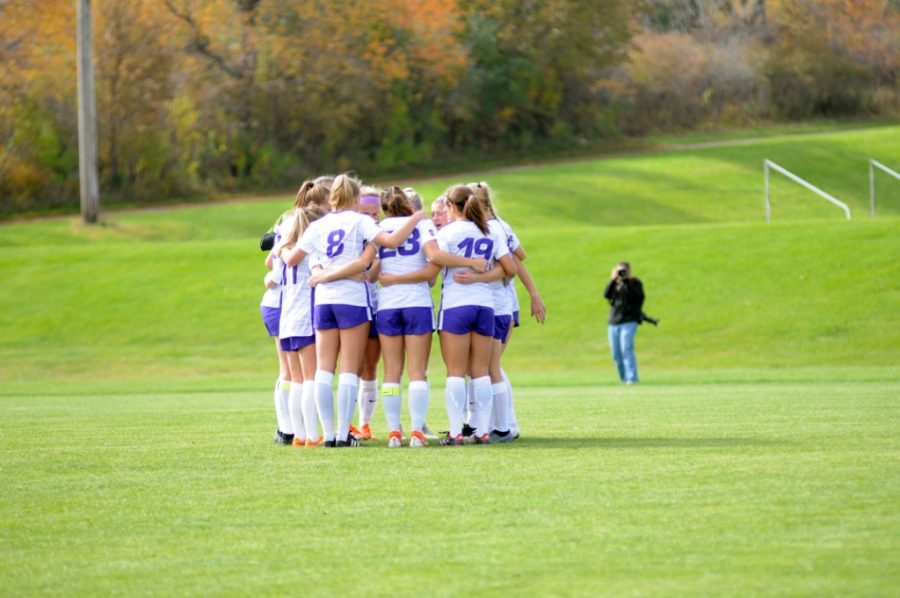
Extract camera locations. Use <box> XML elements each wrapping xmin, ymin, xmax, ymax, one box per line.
<box><xmin>616</xmin><ymin>268</ymin><xmax>627</xmax><ymax>278</ymax></box>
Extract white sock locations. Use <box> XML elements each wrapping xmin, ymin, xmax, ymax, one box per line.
<box><xmin>491</xmin><ymin>382</ymin><xmax>509</xmax><ymax>433</ymax></box>
<box><xmin>315</xmin><ymin>370</ymin><xmax>335</xmax><ymax>441</ymax></box>
<box><xmin>445</xmin><ymin>376</ymin><xmax>466</xmax><ymax>437</ymax></box>
<box><xmin>472</xmin><ymin>376</ymin><xmax>493</xmax><ymax>437</ymax></box>
<box><xmin>301</xmin><ymin>381</ymin><xmax>318</xmax><ymax>441</ymax></box>
<box><xmin>408</xmin><ymin>380</ymin><xmax>429</xmax><ymax>433</ymax></box>
<box><xmin>359</xmin><ymin>379</ymin><xmax>378</xmax><ymax>426</ymax></box>
<box><xmin>279</xmin><ymin>380</ymin><xmax>293</xmax><ymax>435</ymax></box>
<box><xmin>502</xmin><ymin>368</ymin><xmax>518</xmax><ymax>435</ymax></box>
<box><xmin>274</xmin><ymin>379</ymin><xmax>287</xmax><ymax>432</ymax></box>
<box><xmin>464</xmin><ymin>378</ymin><xmax>476</xmax><ymax>428</ymax></box>
<box><xmin>382</xmin><ymin>383</ymin><xmax>402</xmax><ymax>433</ymax></box>
<box><xmin>336</xmin><ymin>373</ymin><xmax>359</xmax><ymax>440</ymax></box>
<box><xmin>288</xmin><ymin>381</ymin><xmax>305</xmax><ymax>441</ymax></box>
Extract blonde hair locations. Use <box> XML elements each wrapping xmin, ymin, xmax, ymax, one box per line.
<box><xmin>403</xmin><ymin>187</ymin><xmax>424</xmax><ymax>211</ymax></box>
<box><xmin>329</xmin><ymin>173</ymin><xmax>361</xmax><ymax>211</ymax></box>
<box><xmin>294</xmin><ymin>180</ymin><xmax>330</xmax><ymax>209</ymax></box>
<box><xmin>276</xmin><ymin>205</ymin><xmax>326</xmax><ymax>258</ymax></box>
<box><xmin>467</xmin><ymin>181</ymin><xmax>496</xmax><ymax>217</ymax></box>
<box><xmin>446</xmin><ymin>184</ymin><xmax>489</xmax><ymax>234</ymax></box>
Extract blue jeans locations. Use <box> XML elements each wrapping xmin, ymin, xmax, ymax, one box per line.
<box><xmin>608</xmin><ymin>322</ymin><xmax>638</xmax><ymax>383</ymax></box>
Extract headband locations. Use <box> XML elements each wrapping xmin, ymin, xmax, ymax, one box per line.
<box><xmin>360</xmin><ymin>194</ymin><xmax>379</xmax><ymax>206</ymax></box>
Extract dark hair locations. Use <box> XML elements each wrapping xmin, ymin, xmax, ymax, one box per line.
<box><xmin>446</xmin><ymin>184</ymin><xmax>489</xmax><ymax>234</ymax></box>
<box><xmin>380</xmin><ymin>186</ymin><xmax>414</xmax><ymax>217</ymax></box>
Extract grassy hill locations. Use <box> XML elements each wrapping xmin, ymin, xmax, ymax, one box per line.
<box><xmin>0</xmin><ymin>125</ymin><xmax>897</xmax><ymax>394</ymax></box>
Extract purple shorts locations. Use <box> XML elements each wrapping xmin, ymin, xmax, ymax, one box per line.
<box><xmin>376</xmin><ymin>307</ymin><xmax>435</xmax><ymax>337</ymax></box>
<box><xmin>369</xmin><ymin>319</ymin><xmax>380</xmax><ymax>339</ymax></box>
<box><xmin>314</xmin><ymin>304</ymin><xmax>371</xmax><ymax>330</ymax></box>
<box><xmin>261</xmin><ymin>306</ymin><xmax>281</xmax><ymax>337</ymax></box>
<box><xmin>280</xmin><ymin>335</ymin><xmax>315</xmax><ymax>351</ymax></box>
<box><xmin>439</xmin><ymin>305</ymin><xmax>494</xmax><ymax>337</ymax></box>
<box><xmin>513</xmin><ymin>310</ymin><xmax>520</xmax><ymax>327</ymax></box>
<box><xmin>493</xmin><ymin>315</ymin><xmax>512</xmax><ymax>343</ymax></box>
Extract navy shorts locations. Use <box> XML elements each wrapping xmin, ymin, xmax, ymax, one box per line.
<box><xmin>280</xmin><ymin>335</ymin><xmax>315</xmax><ymax>351</ymax></box>
<box><xmin>493</xmin><ymin>315</ymin><xmax>512</xmax><ymax>343</ymax></box>
<box><xmin>439</xmin><ymin>305</ymin><xmax>494</xmax><ymax>337</ymax></box>
<box><xmin>513</xmin><ymin>310</ymin><xmax>520</xmax><ymax>328</ymax></box>
<box><xmin>314</xmin><ymin>304</ymin><xmax>371</xmax><ymax>330</ymax></box>
<box><xmin>261</xmin><ymin>306</ymin><xmax>281</xmax><ymax>337</ymax></box>
<box><xmin>376</xmin><ymin>307</ymin><xmax>435</xmax><ymax>336</ymax></box>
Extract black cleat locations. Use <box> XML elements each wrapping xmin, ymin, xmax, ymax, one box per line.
<box><xmin>489</xmin><ymin>429</ymin><xmax>513</xmax><ymax>444</ymax></box>
<box><xmin>438</xmin><ymin>433</ymin><xmax>464</xmax><ymax>446</ymax></box>
<box><xmin>335</xmin><ymin>433</ymin><xmax>361</xmax><ymax>447</ymax></box>
<box><xmin>323</xmin><ymin>439</ymin><xmax>337</xmax><ymax>448</ymax></box>
<box><xmin>461</xmin><ymin>423</ymin><xmax>477</xmax><ymax>437</ymax></box>
<box><xmin>281</xmin><ymin>433</ymin><xmax>294</xmax><ymax>445</ymax></box>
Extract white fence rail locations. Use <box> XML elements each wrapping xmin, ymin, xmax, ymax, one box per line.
<box><xmin>869</xmin><ymin>159</ymin><xmax>900</xmax><ymax>217</ymax></box>
<box><xmin>763</xmin><ymin>159</ymin><xmax>851</xmax><ymax>222</ymax></box>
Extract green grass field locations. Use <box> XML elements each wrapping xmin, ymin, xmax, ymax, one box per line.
<box><xmin>1</xmin><ymin>124</ymin><xmax>898</xmax><ymax>595</ymax></box>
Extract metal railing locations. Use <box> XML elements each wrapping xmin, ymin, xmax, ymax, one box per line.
<box><xmin>763</xmin><ymin>159</ymin><xmax>851</xmax><ymax>222</ymax></box>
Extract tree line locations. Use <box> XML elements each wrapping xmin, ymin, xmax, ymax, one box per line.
<box><xmin>1</xmin><ymin>0</ymin><xmax>897</xmax><ymax>216</ymax></box>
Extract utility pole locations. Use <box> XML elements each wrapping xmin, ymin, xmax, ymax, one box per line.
<box><xmin>76</xmin><ymin>0</ymin><xmax>100</xmax><ymax>223</ymax></box>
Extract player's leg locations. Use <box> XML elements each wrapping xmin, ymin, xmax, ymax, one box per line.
<box><xmin>405</xmin><ymin>330</ymin><xmax>432</xmax><ymax>447</ymax></box>
<box><xmin>314</xmin><ymin>327</ymin><xmax>340</xmax><ymax>445</ymax></box>
<box><xmin>500</xmin><ymin>326</ymin><xmax>519</xmax><ymax>439</ymax></box>
<box><xmin>379</xmin><ymin>332</ymin><xmax>405</xmax><ymax>447</ymax></box>
<box><xmin>298</xmin><ymin>341</ymin><xmax>319</xmax><ymax>445</ymax></box>
<box><xmin>273</xmin><ymin>337</ymin><xmax>292</xmax><ymax>444</ymax></box>
<box><xmin>439</xmin><ymin>330</ymin><xmax>471</xmax><ymax>444</ymax></box>
<box><xmin>356</xmin><ymin>334</ymin><xmax>381</xmax><ymax>439</ymax></box>
<box><xmin>284</xmin><ymin>347</ymin><xmax>306</xmax><ymax>446</ymax></box>
<box><xmin>468</xmin><ymin>331</ymin><xmax>494</xmax><ymax>444</ymax></box>
<box><xmin>335</xmin><ymin>321</ymin><xmax>369</xmax><ymax>446</ymax></box>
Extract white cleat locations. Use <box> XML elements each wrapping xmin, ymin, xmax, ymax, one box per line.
<box><xmin>387</xmin><ymin>431</ymin><xmax>403</xmax><ymax>448</ymax></box>
<box><xmin>409</xmin><ymin>431</ymin><xmax>429</xmax><ymax>447</ymax></box>
<box><xmin>421</xmin><ymin>423</ymin><xmax>439</xmax><ymax>439</ymax></box>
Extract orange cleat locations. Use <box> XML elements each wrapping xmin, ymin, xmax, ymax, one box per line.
<box><xmin>359</xmin><ymin>423</ymin><xmax>377</xmax><ymax>440</ymax></box>
<box><xmin>387</xmin><ymin>430</ymin><xmax>403</xmax><ymax>448</ymax></box>
<box><xmin>409</xmin><ymin>430</ymin><xmax>428</xmax><ymax>447</ymax></box>
<box><xmin>292</xmin><ymin>437</ymin><xmax>305</xmax><ymax>448</ymax></box>
<box><xmin>348</xmin><ymin>424</ymin><xmax>362</xmax><ymax>440</ymax></box>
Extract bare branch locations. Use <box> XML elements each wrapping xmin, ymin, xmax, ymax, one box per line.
<box><xmin>162</xmin><ymin>0</ymin><xmax>243</xmax><ymax>79</ymax></box>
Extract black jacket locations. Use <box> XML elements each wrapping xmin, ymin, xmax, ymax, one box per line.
<box><xmin>603</xmin><ymin>277</ymin><xmax>645</xmax><ymax>325</ymax></box>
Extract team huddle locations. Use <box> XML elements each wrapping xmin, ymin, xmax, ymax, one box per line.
<box><xmin>259</xmin><ymin>173</ymin><xmax>546</xmax><ymax>447</ymax></box>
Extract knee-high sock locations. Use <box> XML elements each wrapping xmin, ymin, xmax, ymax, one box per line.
<box><xmin>408</xmin><ymin>380</ymin><xmax>429</xmax><ymax>433</ymax></box>
<box><xmin>472</xmin><ymin>376</ymin><xmax>493</xmax><ymax>437</ymax></box>
<box><xmin>491</xmin><ymin>382</ymin><xmax>509</xmax><ymax>433</ymax></box>
<box><xmin>273</xmin><ymin>379</ymin><xmax>287</xmax><ymax>433</ymax></box>
<box><xmin>382</xmin><ymin>383</ymin><xmax>402</xmax><ymax>433</ymax></box>
<box><xmin>336</xmin><ymin>373</ymin><xmax>359</xmax><ymax>440</ymax></box>
<box><xmin>288</xmin><ymin>381</ymin><xmax>305</xmax><ymax>441</ymax></box>
<box><xmin>359</xmin><ymin>379</ymin><xmax>378</xmax><ymax>426</ymax></box>
<box><xmin>464</xmin><ymin>378</ymin><xmax>476</xmax><ymax>427</ymax></box>
<box><xmin>502</xmin><ymin>368</ymin><xmax>518</xmax><ymax>435</ymax></box>
<box><xmin>279</xmin><ymin>380</ymin><xmax>293</xmax><ymax>435</ymax></box>
<box><xmin>315</xmin><ymin>370</ymin><xmax>335</xmax><ymax>442</ymax></box>
<box><xmin>445</xmin><ymin>376</ymin><xmax>466</xmax><ymax>437</ymax></box>
<box><xmin>301</xmin><ymin>381</ymin><xmax>318</xmax><ymax>441</ymax></box>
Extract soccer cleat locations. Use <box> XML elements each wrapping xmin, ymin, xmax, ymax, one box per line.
<box><xmin>348</xmin><ymin>424</ymin><xmax>363</xmax><ymax>440</ymax></box>
<box><xmin>336</xmin><ymin>433</ymin><xmax>361</xmax><ymax>447</ymax></box>
<box><xmin>323</xmin><ymin>439</ymin><xmax>337</xmax><ymax>448</ymax></box>
<box><xmin>387</xmin><ymin>431</ymin><xmax>403</xmax><ymax>448</ymax></box>
<box><xmin>280</xmin><ymin>433</ymin><xmax>294</xmax><ymax>446</ymax></box>
<box><xmin>409</xmin><ymin>431</ymin><xmax>428</xmax><ymax>447</ymax></box>
<box><xmin>474</xmin><ymin>433</ymin><xmax>491</xmax><ymax>445</ymax></box>
<box><xmin>438</xmin><ymin>433</ymin><xmax>464</xmax><ymax>446</ymax></box>
<box><xmin>272</xmin><ymin>430</ymin><xmax>283</xmax><ymax>444</ymax></box>
<box><xmin>489</xmin><ymin>429</ymin><xmax>514</xmax><ymax>444</ymax></box>
<box><xmin>461</xmin><ymin>423</ymin><xmax>477</xmax><ymax>437</ymax></box>
<box><xmin>359</xmin><ymin>423</ymin><xmax>376</xmax><ymax>440</ymax></box>
<box><xmin>304</xmin><ymin>438</ymin><xmax>319</xmax><ymax>448</ymax></box>
<box><xmin>421</xmin><ymin>423</ymin><xmax>439</xmax><ymax>439</ymax></box>
<box><xmin>292</xmin><ymin>437</ymin><xmax>305</xmax><ymax>448</ymax></box>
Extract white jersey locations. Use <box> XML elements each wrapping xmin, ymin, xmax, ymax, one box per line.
<box><xmin>297</xmin><ymin>211</ymin><xmax>381</xmax><ymax>308</ymax></box>
<box><xmin>436</xmin><ymin>219</ymin><xmax>509</xmax><ymax>310</ymax></box>
<box><xmin>377</xmin><ymin>217</ymin><xmax>438</xmax><ymax>310</ymax></box>
<box><xmin>498</xmin><ymin>218</ymin><xmax>522</xmax><ymax>315</ymax></box>
<box><xmin>488</xmin><ymin>218</ymin><xmax>519</xmax><ymax>316</ymax></box>
<box><xmin>260</xmin><ymin>225</ymin><xmax>283</xmax><ymax>309</ymax></box>
<box><xmin>279</xmin><ymin>255</ymin><xmax>314</xmax><ymax>338</ymax></box>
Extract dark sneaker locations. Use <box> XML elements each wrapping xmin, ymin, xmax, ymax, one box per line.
<box><xmin>281</xmin><ymin>433</ymin><xmax>294</xmax><ymax>446</ymax></box>
<box><xmin>335</xmin><ymin>433</ymin><xmax>361</xmax><ymax>447</ymax></box>
<box><xmin>461</xmin><ymin>423</ymin><xmax>477</xmax><ymax>437</ymax></box>
<box><xmin>489</xmin><ymin>429</ymin><xmax>513</xmax><ymax>444</ymax></box>
<box><xmin>323</xmin><ymin>439</ymin><xmax>337</xmax><ymax>448</ymax></box>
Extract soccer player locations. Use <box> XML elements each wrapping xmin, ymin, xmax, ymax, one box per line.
<box><xmin>282</xmin><ymin>174</ymin><xmax>426</xmax><ymax>447</ymax></box>
<box><xmin>261</xmin><ymin>219</ymin><xmax>292</xmax><ymax>445</ymax></box>
<box><xmin>273</xmin><ymin>205</ymin><xmax>326</xmax><ymax>446</ymax></box>
<box><xmin>352</xmin><ymin>188</ymin><xmax>383</xmax><ymax>441</ymax></box>
<box><xmin>435</xmin><ymin>185</ymin><xmax>516</xmax><ymax>445</ymax></box>
<box><xmin>375</xmin><ymin>187</ymin><xmax>489</xmax><ymax>447</ymax></box>
<box><xmin>431</xmin><ymin>195</ymin><xmax>448</xmax><ymax>230</ymax></box>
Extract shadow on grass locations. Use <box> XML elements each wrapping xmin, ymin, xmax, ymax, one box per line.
<box><xmin>507</xmin><ymin>436</ymin><xmax>776</xmax><ymax>449</ymax></box>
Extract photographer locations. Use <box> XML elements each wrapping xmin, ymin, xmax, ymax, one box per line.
<box><xmin>603</xmin><ymin>262</ymin><xmax>644</xmax><ymax>384</ymax></box>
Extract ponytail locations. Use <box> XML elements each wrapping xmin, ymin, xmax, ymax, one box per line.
<box><xmin>468</xmin><ymin>181</ymin><xmax>496</xmax><ymax>218</ymax></box>
<box><xmin>294</xmin><ymin>180</ymin><xmax>315</xmax><ymax>209</ymax></box>
<box><xmin>446</xmin><ymin>184</ymin><xmax>489</xmax><ymax>234</ymax></box>
<box><xmin>275</xmin><ymin>205</ymin><xmax>326</xmax><ymax>258</ymax></box>
<box><xmin>329</xmin><ymin>173</ymin><xmax>361</xmax><ymax>211</ymax></box>
<box><xmin>380</xmin><ymin>186</ymin><xmax>414</xmax><ymax>217</ymax></box>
